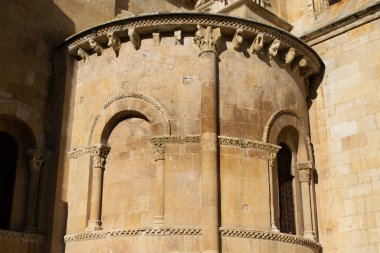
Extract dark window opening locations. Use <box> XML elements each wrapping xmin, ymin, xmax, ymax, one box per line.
<box><xmin>328</xmin><ymin>0</ymin><xmax>341</xmax><ymax>5</ymax></box>
<box><xmin>0</xmin><ymin>132</ymin><xmax>18</xmax><ymax>230</ymax></box>
<box><xmin>277</xmin><ymin>143</ymin><xmax>296</xmax><ymax>234</ymax></box>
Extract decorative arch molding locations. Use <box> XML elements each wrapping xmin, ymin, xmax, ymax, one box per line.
<box><xmin>87</xmin><ymin>93</ymin><xmax>171</xmax><ymax>145</ymax></box>
<box><xmin>0</xmin><ymin>98</ymin><xmax>45</xmax><ymax>148</ymax></box>
<box><xmin>263</xmin><ymin>108</ymin><xmax>313</xmax><ymax>162</ymax></box>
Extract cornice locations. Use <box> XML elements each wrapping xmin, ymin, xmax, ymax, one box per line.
<box><xmin>61</xmin><ymin>12</ymin><xmax>323</xmax><ymax>78</ymax></box>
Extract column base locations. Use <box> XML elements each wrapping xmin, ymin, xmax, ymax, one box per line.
<box><xmin>153</xmin><ymin>215</ymin><xmax>164</xmax><ymax>226</ymax></box>
<box><xmin>271</xmin><ymin>224</ymin><xmax>280</xmax><ymax>233</ymax></box>
<box><xmin>85</xmin><ymin>220</ymin><xmax>103</xmax><ymax>231</ymax></box>
<box><xmin>24</xmin><ymin>223</ymin><xmax>38</xmax><ymax>233</ymax></box>
<box><xmin>304</xmin><ymin>231</ymin><xmax>315</xmax><ymax>240</ymax></box>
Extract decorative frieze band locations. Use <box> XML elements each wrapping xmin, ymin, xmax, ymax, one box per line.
<box><xmin>220</xmin><ymin>227</ymin><xmax>321</xmax><ymax>250</ymax></box>
<box><xmin>64</xmin><ymin>13</ymin><xmax>322</xmax><ymax>75</ymax></box>
<box><xmin>64</xmin><ymin>227</ymin><xmax>202</xmax><ymax>243</ymax></box>
<box><xmin>68</xmin><ymin>144</ymin><xmax>110</xmax><ymax>159</ymax></box>
<box><xmin>218</xmin><ymin>136</ymin><xmax>281</xmax><ymax>154</ymax></box>
<box><xmin>150</xmin><ymin>135</ymin><xmax>201</xmax><ymax>160</ymax></box>
<box><xmin>0</xmin><ymin>230</ymin><xmax>45</xmax><ymax>244</ymax></box>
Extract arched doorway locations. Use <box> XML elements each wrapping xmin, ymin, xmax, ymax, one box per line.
<box><xmin>0</xmin><ymin>132</ymin><xmax>18</xmax><ymax>230</ymax></box>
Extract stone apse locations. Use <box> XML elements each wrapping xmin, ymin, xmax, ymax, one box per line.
<box><xmin>62</xmin><ymin>11</ymin><xmax>324</xmax><ymax>253</ymax></box>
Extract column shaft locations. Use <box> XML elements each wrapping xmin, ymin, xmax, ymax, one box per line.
<box><xmin>200</xmin><ymin>51</ymin><xmax>219</xmax><ymax>253</ymax></box>
<box><xmin>153</xmin><ymin>159</ymin><xmax>165</xmax><ymax>225</ymax></box>
<box><xmin>86</xmin><ymin>144</ymin><xmax>110</xmax><ymax>231</ymax></box>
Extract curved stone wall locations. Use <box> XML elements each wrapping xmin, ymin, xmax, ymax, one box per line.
<box><xmin>63</xmin><ymin>13</ymin><xmax>324</xmax><ymax>253</ymax></box>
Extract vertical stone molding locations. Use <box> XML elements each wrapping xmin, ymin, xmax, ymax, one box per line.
<box><xmin>297</xmin><ymin>161</ymin><xmax>315</xmax><ymax>240</ymax></box>
<box><xmin>86</xmin><ymin>144</ymin><xmax>111</xmax><ymax>231</ymax></box>
<box><xmin>149</xmin><ymin>138</ymin><xmax>166</xmax><ymax>226</ymax></box>
<box><xmin>24</xmin><ymin>149</ymin><xmax>49</xmax><ymax>233</ymax></box>
<box><xmin>268</xmin><ymin>151</ymin><xmax>280</xmax><ymax>233</ymax></box>
<box><xmin>197</xmin><ymin>29</ymin><xmax>220</xmax><ymax>252</ymax></box>
<box><xmin>194</xmin><ymin>25</ymin><xmax>221</xmax><ymax>55</ymax></box>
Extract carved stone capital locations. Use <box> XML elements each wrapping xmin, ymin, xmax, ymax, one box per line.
<box><xmin>194</xmin><ymin>25</ymin><xmax>221</xmax><ymax>55</ymax></box>
<box><xmin>26</xmin><ymin>149</ymin><xmax>49</xmax><ymax>173</ymax></box>
<box><xmin>89</xmin><ymin>39</ymin><xmax>102</xmax><ymax>56</ymax></box>
<box><xmin>91</xmin><ymin>144</ymin><xmax>111</xmax><ymax>168</ymax></box>
<box><xmin>107</xmin><ymin>32</ymin><xmax>121</xmax><ymax>55</ymax></box>
<box><xmin>152</xmin><ymin>142</ymin><xmax>165</xmax><ymax>161</ymax></box>
<box><xmin>297</xmin><ymin>161</ymin><xmax>313</xmax><ymax>183</ymax></box>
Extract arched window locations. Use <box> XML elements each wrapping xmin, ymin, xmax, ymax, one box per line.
<box><xmin>277</xmin><ymin>142</ymin><xmax>296</xmax><ymax>234</ymax></box>
<box><xmin>0</xmin><ymin>132</ymin><xmax>18</xmax><ymax>230</ymax></box>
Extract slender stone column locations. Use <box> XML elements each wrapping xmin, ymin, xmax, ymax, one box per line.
<box><xmin>194</xmin><ymin>25</ymin><xmax>221</xmax><ymax>253</ymax></box>
<box><xmin>268</xmin><ymin>152</ymin><xmax>280</xmax><ymax>233</ymax></box>
<box><xmin>86</xmin><ymin>144</ymin><xmax>111</xmax><ymax>231</ymax></box>
<box><xmin>151</xmin><ymin>139</ymin><xmax>165</xmax><ymax>225</ymax></box>
<box><xmin>297</xmin><ymin>161</ymin><xmax>315</xmax><ymax>240</ymax></box>
<box><xmin>25</xmin><ymin>149</ymin><xmax>48</xmax><ymax>233</ymax></box>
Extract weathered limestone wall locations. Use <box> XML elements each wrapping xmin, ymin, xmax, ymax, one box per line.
<box><xmin>309</xmin><ymin>18</ymin><xmax>380</xmax><ymax>252</ymax></box>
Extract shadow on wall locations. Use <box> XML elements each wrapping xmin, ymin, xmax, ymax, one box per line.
<box><xmin>0</xmin><ymin>1</ymin><xmax>76</xmax><ymax>253</ymax></box>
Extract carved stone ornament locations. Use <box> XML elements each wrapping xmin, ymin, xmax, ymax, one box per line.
<box><xmin>89</xmin><ymin>39</ymin><xmax>102</xmax><ymax>56</ymax></box>
<box><xmin>92</xmin><ymin>144</ymin><xmax>111</xmax><ymax>168</ymax></box>
<box><xmin>26</xmin><ymin>149</ymin><xmax>49</xmax><ymax>173</ymax></box>
<box><xmin>250</xmin><ymin>33</ymin><xmax>264</xmax><ymax>54</ymax></box>
<box><xmin>269</xmin><ymin>39</ymin><xmax>280</xmax><ymax>59</ymax></box>
<box><xmin>285</xmin><ymin>47</ymin><xmax>296</xmax><ymax>64</ymax></box>
<box><xmin>153</xmin><ymin>31</ymin><xmax>160</xmax><ymax>46</ymax></box>
<box><xmin>150</xmin><ymin>135</ymin><xmax>201</xmax><ymax>161</ymax></box>
<box><xmin>232</xmin><ymin>28</ymin><xmax>244</xmax><ymax>50</ymax></box>
<box><xmin>128</xmin><ymin>28</ymin><xmax>141</xmax><ymax>49</ymax></box>
<box><xmin>217</xmin><ymin>136</ymin><xmax>281</xmax><ymax>154</ymax></box>
<box><xmin>174</xmin><ymin>29</ymin><xmax>182</xmax><ymax>45</ymax></box>
<box><xmin>77</xmin><ymin>48</ymin><xmax>89</xmax><ymax>62</ymax></box>
<box><xmin>297</xmin><ymin>161</ymin><xmax>313</xmax><ymax>183</ymax></box>
<box><xmin>220</xmin><ymin>227</ymin><xmax>321</xmax><ymax>250</ymax></box>
<box><xmin>64</xmin><ymin>226</ymin><xmax>202</xmax><ymax>243</ymax></box>
<box><xmin>193</xmin><ymin>25</ymin><xmax>221</xmax><ymax>55</ymax></box>
<box><xmin>107</xmin><ymin>32</ymin><xmax>121</xmax><ymax>55</ymax></box>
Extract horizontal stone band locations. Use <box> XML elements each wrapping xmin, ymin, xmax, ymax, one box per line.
<box><xmin>64</xmin><ymin>227</ymin><xmax>202</xmax><ymax>243</ymax></box>
<box><xmin>220</xmin><ymin>227</ymin><xmax>321</xmax><ymax>250</ymax></box>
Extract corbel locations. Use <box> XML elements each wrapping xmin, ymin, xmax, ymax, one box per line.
<box><xmin>77</xmin><ymin>48</ymin><xmax>89</xmax><ymax>62</ymax></box>
<box><xmin>128</xmin><ymin>28</ymin><xmax>141</xmax><ymax>50</ymax></box>
<box><xmin>232</xmin><ymin>28</ymin><xmax>244</xmax><ymax>50</ymax></box>
<box><xmin>250</xmin><ymin>33</ymin><xmax>264</xmax><ymax>54</ymax></box>
<box><xmin>89</xmin><ymin>39</ymin><xmax>102</xmax><ymax>56</ymax></box>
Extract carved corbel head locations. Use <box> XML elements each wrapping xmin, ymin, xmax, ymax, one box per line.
<box><xmin>77</xmin><ymin>48</ymin><xmax>89</xmax><ymax>62</ymax></box>
<box><xmin>152</xmin><ymin>31</ymin><xmax>160</xmax><ymax>46</ymax></box>
<box><xmin>89</xmin><ymin>39</ymin><xmax>103</xmax><ymax>56</ymax></box>
<box><xmin>285</xmin><ymin>47</ymin><xmax>296</xmax><ymax>65</ymax></box>
<box><xmin>128</xmin><ymin>28</ymin><xmax>141</xmax><ymax>50</ymax></box>
<box><xmin>250</xmin><ymin>33</ymin><xmax>264</xmax><ymax>54</ymax></box>
<box><xmin>107</xmin><ymin>32</ymin><xmax>121</xmax><ymax>56</ymax></box>
<box><xmin>232</xmin><ymin>28</ymin><xmax>244</xmax><ymax>50</ymax></box>
<box><xmin>174</xmin><ymin>29</ymin><xmax>182</xmax><ymax>45</ymax></box>
<box><xmin>268</xmin><ymin>39</ymin><xmax>280</xmax><ymax>59</ymax></box>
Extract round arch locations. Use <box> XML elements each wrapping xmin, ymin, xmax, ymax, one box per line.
<box><xmin>87</xmin><ymin>93</ymin><xmax>171</xmax><ymax>145</ymax></box>
<box><xmin>263</xmin><ymin>108</ymin><xmax>312</xmax><ymax>162</ymax></box>
<box><xmin>0</xmin><ymin>99</ymin><xmax>45</xmax><ymax>148</ymax></box>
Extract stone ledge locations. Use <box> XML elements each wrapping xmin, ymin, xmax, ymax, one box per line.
<box><xmin>0</xmin><ymin>230</ymin><xmax>45</xmax><ymax>244</ymax></box>
<box><xmin>64</xmin><ymin>227</ymin><xmax>202</xmax><ymax>243</ymax></box>
<box><xmin>220</xmin><ymin>227</ymin><xmax>321</xmax><ymax>250</ymax></box>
